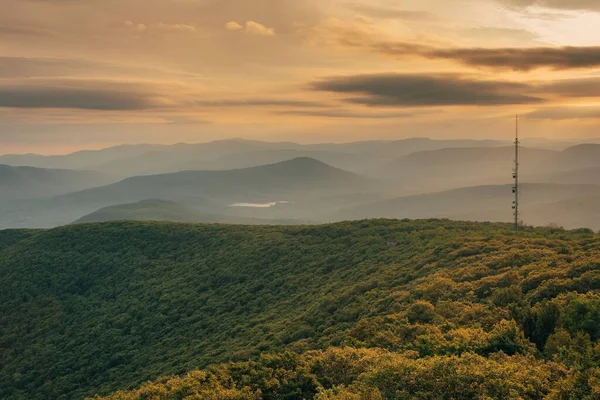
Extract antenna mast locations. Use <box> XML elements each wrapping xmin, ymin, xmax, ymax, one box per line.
<box><xmin>512</xmin><ymin>115</ymin><xmax>520</xmax><ymax>231</ymax></box>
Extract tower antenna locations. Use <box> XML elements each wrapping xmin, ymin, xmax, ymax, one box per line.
<box><xmin>512</xmin><ymin>115</ymin><xmax>520</xmax><ymax>231</ymax></box>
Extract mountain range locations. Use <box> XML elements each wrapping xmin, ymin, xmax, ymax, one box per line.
<box><xmin>2</xmin><ymin>138</ymin><xmax>600</xmax><ymax>231</ymax></box>
<box><xmin>0</xmin><ymin>165</ymin><xmax>113</xmax><ymax>204</ymax></box>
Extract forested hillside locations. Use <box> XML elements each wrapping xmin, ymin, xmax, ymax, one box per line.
<box><xmin>0</xmin><ymin>220</ymin><xmax>598</xmax><ymax>399</ymax></box>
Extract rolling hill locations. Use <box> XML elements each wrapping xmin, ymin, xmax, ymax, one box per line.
<box><xmin>557</xmin><ymin>144</ymin><xmax>600</xmax><ymax>170</ymax></box>
<box><xmin>73</xmin><ymin>199</ymin><xmax>302</xmax><ymax>225</ymax></box>
<box><xmin>0</xmin><ymin>158</ymin><xmax>378</xmax><ymax>229</ymax></box>
<box><xmin>0</xmin><ymin>220</ymin><xmax>598</xmax><ymax>399</ymax></box>
<box><xmin>0</xmin><ymin>144</ymin><xmax>165</xmax><ymax>170</ymax></box>
<box><xmin>543</xmin><ymin>167</ymin><xmax>600</xmax><ymax>186</ymax></box>
<box><xmin>62</xmin><ymin>157</ymin><xmax>373</xmax><ymax>204</ymax></box>
<box><xmin>528</xmin><ymin>195</ymin><xmax>600</xmax><ymax>230</ymax></box>
<box><xmin>380</xmin><ymin>146</ymin><xmax>557</xmax><ymax>192</ymax></box>
<box><xmin>377</xmin><ymin>144</ymin><xmax>600</xmax><ymax>194</ymax></box>
<box><xmin>168</xmin><ymin>149</ymin><xmax>369</xmax><ymax>175</ymax></box>
<box><xmin>331</xmin><ymin>183</ymin><xmax>600</xmax><ymax>230</ymax></box>
<box><xmin>0</xmin><ymin>138</ymin><xmax>510</xmax><ymax>177</ymax></box>
<box><xmin>73</xmin><ymin>199</ymin><xmax>211</xmax><ymax>224</ymax></box>
<box><xmin>0</xmin><ymin>164</ymin><xmax>113</xmax><ymax>203</ymax></box>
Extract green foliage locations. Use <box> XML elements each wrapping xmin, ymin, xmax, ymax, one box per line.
<box><xmin>94</xmin><ymin>349</ymin><xmax>568</xmax><ymax>400</ymax></box>
<box><xmin>0</xmin><ymin>219</ymin><xmax>599</xmax><ymax>399</ymax></box>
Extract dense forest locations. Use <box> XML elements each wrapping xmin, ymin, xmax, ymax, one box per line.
<box><xmin>0</xmin><ymin>220</ymin><xmax>598</xmax><ymax>399</ymax></box>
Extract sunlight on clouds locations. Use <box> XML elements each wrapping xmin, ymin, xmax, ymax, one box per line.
<box><xmin>226</xmin><ymin>21</ymin><xmax>276</xmax><ymax>36</ymax></box>
<box><xmin>2</xmin><ymin>0</ymin><xmax>600</xmax><ymax>151</ymax></box>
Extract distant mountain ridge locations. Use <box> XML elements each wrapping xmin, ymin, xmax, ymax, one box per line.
<box><xmin>0</xmin><ymin>164</ymin><xmax>113</xmax><ymax>203</ymax></box>
<box><xmin>3</xmin><ymin>138</ymin><xmax>600</xmax><ymax>231</ymax></box>
<box><xmin>0</xmin><ymin>158</ymin><xmax>375</xmax><ymax>229</ymax></box>
<box><xmin>61</xmin><ymin>157</ymin><xmax>373</xmax><ymax>205</ymax></box>
<box><xmin>0</xmin><ymin>138</ymin><xmax>511</xmax><ymax>176</ymax></box>
<box><xmin>332</xmin><ymin>183</ymin><xmax>600</xmax><ymax>230</ymax></box>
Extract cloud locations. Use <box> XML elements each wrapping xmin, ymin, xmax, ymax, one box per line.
<box><xmin>0</xmin><ymin>24</ymin><xmax>54</xmax><ymax>37</ymax></box>
<box><xmin>124</xmin><ymin>20</ymin><xmax>196</xmax><ymax>33</ymax></box>
<box><xmin>124</xmin><ymin>20</ymin><xmax>147</xmax><ymax>32</ymax></box>
<box><xmin>225</xmin><ymin>21</ymin><xmax>244</xmax><ymax>31</ymax></box>
<box><xmin>192</xmin><ymin>99</ymin><xmax>324</xmax><ymax>107</ymax></box>
<box><xmin>311</xmin><ymin>74</ymin><xmax>543</xmax><ymax>107</ymax></box>
<box><xmin>245</xmin><ymin>21</ymin><xmax>275</xmax><ymax>36</ymax></box>
<box><xmin>426</xmin><ymin>46</ymin><xmax>600</xmax><ymax>71</ymax></box>
<box><xmin>537</xmin><ymin>77</ymin><xmax>600</xmax><ymax>98</ymax></box>
<box><xmin>0</xmin><ymin>57</ymin><xmax>203</xmax><ymax>82</ymax></box>
<box><xmin>0</xmin><ymin>79</ymin><xmax>171</xmax><ymax>110</ymax></box>
<box><xmin>497</xmin><ymin>0</ymin><xmax>600</xmax><ymax>11</ymax></box>
<box><xmin>462</xmin><ymin>27</ymin><xmax>539</xmax><ymax>43</ymax></box>
<box><xmin>346</xmin><ymin>4</ymin><xmax>436</xmax><ymax>21</ymax></box>
<box><xmin>226</xmin><ymin>21</ymin><xmax>275</xmax><ymax>36</ymax></box>
<box><xmin>157</xmin><ymin>22</ymin><xmax>196</xmax><ymax>32</ymax></box>
<box><xmin>306</xmin><ymin>19</ymin><xmax>600</xmax><ymax>71</ymax></box>
<box><xmin>274</xmin><ymin>109</ymin><xmax>439</xmax><ymax>119</ymax></box>
<box><xmin>526</xmin><ymin>107</ymin><xmax>600</xmax><ymax>120</ymax></box>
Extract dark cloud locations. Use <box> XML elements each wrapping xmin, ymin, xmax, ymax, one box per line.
<box><xmin>0</xmin><ymin>80</ymin><xmax>165</xmax><ymax>110</ymax></box>
<box><xmin>427</xmin><ymin>46</ymin><xmax>600</xmax><ymax>71</ymax></box>
<box><xmin>526</xmin><ymin>107</ymin><xmax>600</xmax><ymax>120</ymax></box>
<box><xmin>537</xmin><ymin>77</ymin><xmax>600</xmax><ymax>98</ymax></box>
<box><xmin>370</xmin><ymin>41</ymin><xmax>600</xmax><ymax>71</ymax></box>
<box><xmin>324</xmin><ymin>25</ymin><xmax>600</xmax><ymax>71</ymax></box>
<box><xmin>311</xmin><ymin>74</ymin><xmax>543</xmax><ymax>107</ymax></box>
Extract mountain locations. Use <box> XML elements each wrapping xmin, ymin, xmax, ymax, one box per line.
<box><xmin>557</xmin><ymin>144</ymin><xmax>600</xmax><ymax>170</ymax></box>
<box><xmin>73</xmin><ymin>199</ymin><xmax>210</xmax><ymax>224</ymax></box>
<box><xmin>528</xmin><ymin>195</ymin><xmax>600</xmax><ymax>230</ymax></box>
<box><xmin>168</xmin><ymin>149</ymin><xmax>370</xmax><ymax>175</ymax></box>
<box><xmin>1</xmin><ymin>220</ymin><xmax>598</xmax><ymax>399</ymax></box>
<box><xmin>0</xmin><ymin>158</ymin><xmax>378</xmax><ymax>229</ymax></box>
<box><xmin>0</xmin><ymin>164</ymin><xmax>113</xmax><ymax>203</ymax></box>
<box><xmin>380</xmin><ymin>146</ymin><xmax>557</xmax><ymax>192</ymax></box>
<box><xmin>542</xmin><ymin>167</ymin><xmax>600</xmax><ymax>186</ymax></box>
<box><xmin>308</xmin><ymin>137</ymin><xmax>508</xmax><ymax>157</ymax></box>
<box><xmin>0</xmin><ymin>138</ymin><xmax>509</xmax><ymax>177</ymax></box>
<box><xmin>60</xmin><ymin>157</ymin><xmax>373</xmax><ymax>205</ymax></box>
<box><xmin>332</xmin><ymin>183</ymin><xmax>600</xmax><ymax>230</ymax></box>
<box><xmin>0</xmin><ymin>144</ymin><xmax>165</xmax><ymax>170</ymax></box>
<box><xmin>84</xmin><ymin>139</ymin><xmax>307</xmax><ymax>176</ymax></box>
<box><xmin>73</xmin><ymin>199</ymin><xmax>301</xmax><ymax>225</ymax></box>
<box><xmin>374</xmin><ymin>144</ymin><xmax>600</xmax><ymax>194</ymax></box>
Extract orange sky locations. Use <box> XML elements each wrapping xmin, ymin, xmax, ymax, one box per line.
<box><xmin>1</xmin><ymin>0</ymin><xmax>600</xmax><ymax>154</ymax></box>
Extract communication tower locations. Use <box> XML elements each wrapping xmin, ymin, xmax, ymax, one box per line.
<box><xmin>512</xmin><ymin>115</ymin><xmax>520</xmax><ymax>230</ymax></box>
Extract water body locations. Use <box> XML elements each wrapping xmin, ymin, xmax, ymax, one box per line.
<box><xmin>229</xmin><ymin>201</ymin><xmax>292</xmax><ymax>208</ymax></box>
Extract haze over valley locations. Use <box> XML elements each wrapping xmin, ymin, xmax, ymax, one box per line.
<box><xmin>2</xmin><ymin>137</ymin><xmax>600</xmax><ymax>231</ymax></box>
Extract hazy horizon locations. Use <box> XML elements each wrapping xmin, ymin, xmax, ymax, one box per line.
<box><xmin>3</xmin><ymin>135</ymin><xmax>598</xmax><ymax>156</ymax></box>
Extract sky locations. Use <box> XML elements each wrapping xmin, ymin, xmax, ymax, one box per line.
<box><xmin>2</xmin><ymin>0</ymin><xmax>600</xmax><ymax>154</ymax></box>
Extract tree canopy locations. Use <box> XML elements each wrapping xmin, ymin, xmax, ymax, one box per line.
<box><xmin>0</xmin><ymin>219</ymin><xmax>598</xmax><ymax>399</ymax></box>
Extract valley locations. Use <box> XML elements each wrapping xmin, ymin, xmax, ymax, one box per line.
<box><xmin>3</xmin><ymin>138</ymin><xmax>600</xmax><ymax>231</ymax></box>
